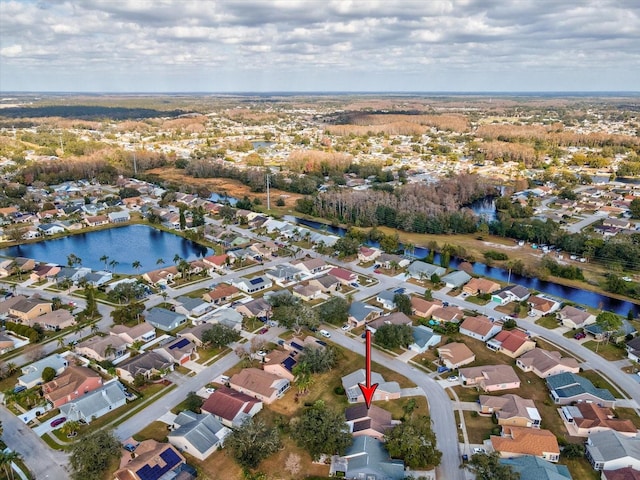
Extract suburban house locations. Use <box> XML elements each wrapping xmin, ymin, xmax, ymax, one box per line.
<box><xmin>75</xmin><ymin>335</ymin><xmax>128</xmax><ymax>362</ymax></box>
<box><xmin>249</xmin><ymin>241</ymin><xmax>278</xmax><ymax>259</ymax></box>
<box><xmin>585</xmin><ymin>430</ymin><xmax>640</xmax><ymax>471</ymax></box>
<box><xmin>341</xmin><ymin>369</ymin><xmax>400</xmax><ymax>403</ymax></box>
<box><xmin>377</xmin><ymin>253</ymin><xmax>410</xmax><ymax>270</ymax></box>
<box><xmin>234</xmin><ymin>298</ymin><xmax>271</xmax><ymax>319</ymax></box>
<box><xmin>585</xmin><ymin>320</ymin><xmax>637</xmax><ymax>344</ymax></box>
<box><xmin>208</xmin><ymin>308</ymin><xmax>243</xmax><ymax>331</ymax></box>
<box><xmin>142</xmin><ymin>266</ymin><xmax>180</xmax><ymax>286</ymax></box>
<box><xmin>202</xmin><ymin>284</ymin><xmax>240</xmax><ymax>305</ymax></box>
<box><xmin>357</xmin><ymin>246</ymin><xmax>382</xmax><ymax>263</ymax></box>
<box><xmin>309</xmin><ymin>274</ymin><xmax>341</xmax><ymax>292</ymax></box>
<box><xmin>329</xmin><ymin>436</ymin><xmax>405</xmax><ymax>480</ymax></box>
<box><xmin>365</xmin><ymin>312</ymin><xmax>412</xmax><ymax>334</ymax></box>
<box><xmin>459</xmin><ymin>364</ymin><xmax>521</xmax><ymax>392</ymax></box>
<box><xmin>407</xmin><ymin>261</ymin><xmax>446</xmax><ymax>280</ymax></box>
<box><xmin>59</xmin><ymin>381</ymin><xmax>127</xmax><ymax>423</ymax></box>
<box><xmin>528</xmin><ymin>296</ymin><xmax>561</xmax><ymax>316</ymax></box>
<box><xmin>29</xmin><ymin>264</ymin><xmax>61</xmax><ymax>282</ymax></box>
<box><xmin>231</xmin><ymin>275</ymin><xmax>273</xmax><ymax>294</ymax></box>
<box><xmin>491</xmin><ymin>285</ymin><xmax>531</xmax><ymax>305</ymax></box>
<box><xmin>409</xmin><ymin>325</ymin><xmax>442</xmax><ymax>353</ymax></box>
<box><xmin>459</xmin><ymin>316</ymin><xmax>502</xmax><ymax>342</ymax></box>
<box><xmin>84</xmin><ymin>214</ymin><xmax>109</xmax><ymax>227</ymax></box>
<box><xmin>202</xmin><ymin>254</ymin><xmax>229</xmax><ymax>273</ymax></box>
<box><xmin>348</xmin><ymin>301</ymin><xmax>383</xmax><ymax>328</ymax></box>
<box><xmin>375</xmin><ymin>290</ymin><xmax>398</xmax><ymax>310</ymax></box>
<box><xmin>18</xmin><ymin>354</ymin><xmax>69</xmax><ymax>388</ymax></box>
<box><xmin>516</xmin><ymin>348</ymin><xmax>580</xmax><ymax>378</ymax></box>
<box><xmin>27</xmin><ymin>309</ymin><xmax>75</xmax><ymax>330</ymax></box>
<box><xmin>167</xmin><ymin>411</ymin><xmax>231</xmax><ymax>461</ymax></box>
<box><xmin>345</xmin><ymin>404</ymin><xmax>396</xmax><ymax>440</ymax></box>
<box><xmin>262</xmin><ymin>350</ymin><xmax>298</xmax><ymax>381</ymax></box>
<box><xmin>546</xmin><ymin>372</ymin><xmax>616</xmax><ymax>407</ymax></box>
<box><xmin>177</xmin><ymin>323</ymin><xmax>215</xmax><ymax>348</ymax></box>
<box><xmin>463</xmin><ymin>277</ymin><xmax>501</xmax><ymax>295</ymax></box>
<box><xmin>479</xmin><ymin>394</ymin><xmax>542</xmax><ymax>428</ymax></box>
<box><xmin>410</xmin><ymin>297</ymin><xmax>443</xmax><ymax>318</ymax></box>
<box><xmin>441</xmin><ymin>270</ymin><xmax>472</xmax><ymax>289</ymax></box>
<box><xmin>8</xmin><ymin>296</ymin><xmax>52</xmax><ymax>322</ymax></box>
<box><xmin>499</xmin><ymin>456</ymin><xmax>571</xmax><ymax>480</ymax></box>
<box><xmin>284</xmin><ymin>336</ymin><xmax>327</xmax><ymax>355</ymax></box>
<box><xmin>626</xmin><ymin>336</ymin><xmax>640</xmax><ymax>362</ymax></box>
<box><xmin>266</xmin><ymin>264</ymin><xmax>302</xmax><ymax>286</ymax></box>
<box><xmin>601</xmin><ymin>468</ymin><xmax>640</xmax><ymax>480</ymax></box>
<box><xmin>0</xmin><ymin>333</ymin><xmax>15</xmax><ymax>354</ymax></box>
<box><xmin>292</xmin><ymin>283</ymin><xmax>322</xmax><ymax>301</ymax></box>
<box><xmin>155</xmin><ymin>337</ymin><xmax>196</xmax><ymax>365</ymax></box>
<box><xmin>431</xmin><ymin>306</ymin><xmax>464</xmax><ymax>324</ymax></box>
<box><xmin>291</xmin><ymin>257</ymin><xmax>328</xmax><ymax>275</ymax></box>
<box><xmin>491</xmin><ymin>426</ymin><xmax>560</xmax><ymax>463</ymax></box>
<box><xmin>557</xmin><ymin>305</ymin><xmax>597</xmax><ymax>329</ymax></box>
<box><xmin>13</xmin><ymin>257</ymin><xmax>36</xmax><ymax>273</ymax></box>
<box><xmin>38</xmin><ymin>223</ymin><xmax>66</xmax><ymax>236</ymax></box>
<box><xmin>560</xmin><ymin>403</ymin><xmax>637</xmax><ymax>437</ymax></box>
<box><xmin>42</xmin><ymin>365</ymin><xmax>103</xmax><ymax>408</ymax></box>
<box><xmin>328</xmin><ymin>267</ymin><xmax>358</xmax><ymax>285</ymax></box>
<box><xmin>116</xmin><ymin>351</ymin><xmax>173</xmax><ymax>384</ymax></box>
<box><xmin>201</xmin><ymin>386</ymin><xmax>263</xmax><ymax>429</ymax></box>
<box><xmin>438</xmin><ymin>342</ymin><xmax>476</xmax><ymax>369</ymax></box>
<box><xmin>229</xmin><ymin>368</ymin><xmax>290</xmax><ymax>404</ymax></box>
<box><xmin>114</xmin><ymin>440</ymin><xmax>186</xmax><ymax>480</ymax></box>
<box><xmin>83</xmin><ymin>271</ymin><xmax>113</xmax><ymax>287</ymax></box>
<box><xmin>108</xmin><ymin>211</ymin><xmax>130</xmax><ymax>223</ymax></box>
<box><xmin>174</xmin><ymin>296</ymin><xmax>212</xmax><ymax>318</ymax></box>
<box><xmin>487</xmin><ymin>329</ymin><xmax>536</xmax><ymax>358</ymax></box>
<box><xmin>144</xmin><ymin>307</ymin><xmax>187</xmax><ymax>331</ymax></box>
<box><xmin>110</xmin><ymin>323</ymin><xmax>156</xmax><ymax>345</ymax></box>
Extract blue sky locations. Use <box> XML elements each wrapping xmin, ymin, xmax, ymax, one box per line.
<box><xmin>1</xmin><ymin>0</ymin><xmax>639</xmax><ymax>92</ymax></box>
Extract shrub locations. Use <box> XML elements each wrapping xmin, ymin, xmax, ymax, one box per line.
<box><xmin>334</xmin><ymin>386</ymin><xmax>345</xmax><ymax>396</ymax></box>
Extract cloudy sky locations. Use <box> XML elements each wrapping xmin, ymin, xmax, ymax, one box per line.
<box><xmin>1</xmin><ymin>0</ymin><xmax>639</xmax><ymax>92</ymax></box>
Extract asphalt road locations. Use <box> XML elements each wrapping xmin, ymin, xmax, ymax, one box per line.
<box><xmin>0</xmin><ymin>404</ymin><xmax>70</xmax><ymax>480</ymax></box>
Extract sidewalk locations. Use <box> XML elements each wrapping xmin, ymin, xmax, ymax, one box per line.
<box><xmin>397</xmin><ymin>350</ymin><xmax>418</xmax><ymax>363</ymax></box>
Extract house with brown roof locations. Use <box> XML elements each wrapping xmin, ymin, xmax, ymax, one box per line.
<box><xmin>75</xmin><ymin>335</ymin><xmax>128</xmax><ymax>362</ymax></box>
<box><xmin>27</xmin><ymin>308</ymin><xmax>75</xmax><ymax>330</ymax></box>
<box><xmin>365</xmin><ymin>312</ymin><xmax>413</xmax><ymax>334</ymax></box>
<box><xmin>459</xmin><ymin>364</ymin><xmax>521</xmax><ymax>392</ymax></box>
<box><xmin>177</xmin><ymin>323</ymin><xmax>215</xmax><ymax>348</ymax></box>
<box><xmin>516</xmin><ymin>348</ymin><xmax>580</xmax><ymax>378</ymax></box>
<box><xmin>249</xmin><ymin>241</ymin><xmax>278</xmax><ymax>259</ymax></box>
<box><xmin>202</xmin><ymin>283</ymin><xmax>240</xmax><ymax>305</ymax></box>
<box><xmin>114</xmin><ymin>440</ymin><xmax>186</xmax><ymax>480</ymax></box>
<box><xmin>463</xmin><ymin>278</ymin><xmax>501</xmax><ymax>295</ymax></box>
<box><xmin>262</xmin><ymin>350</ymin><xmax>298</xmax><ymax>381</ymax></box>
<box><xmin>283</xmin><ymin>336</ymin><xmax>327</xmax><ymax>355</ymax></box>
<box><xmin>201</xmin><ymin>385</ymin><xmax>263</xmax><ymax>428</ymax></box>
<box><xmin>9</xmin><ymin>296</ymin><xmax>52</xmax><ymax>322</ymax></box>
<box><xmin>358</xmin><ymin>246</ymin><xmax>382</xmax><ymax>263</ymax></box>
<box><xmin>602</xmin><ymin>467</ymin><xmax>640</xmax><ymax>480</ymax></box>
<box><xmin>479</xmin><ymin>394</ymin><xmax>542</xmax><ymax>428</ymax></box>
<box><xmin>154</xmin><ymin>337</ymin><xmax>196</xmax><ymax>365</ymax></box>
<box><xmin>235</xmin><ymin>297</ymin><xmax>271</xmax><ymax>318</ymax></box>
<box><xmin>528</xmin><ymin>296</ymin><xmax>560</xmax><ymax>316</ymax></box>
<box><xmin>345</xmin><ymin>404</ymin><xmax>396</xmax><ymax>440</ymax></box>
<box><xmin>431</xmin><ymin>306</ymin><xmax>464</xmax><ymax>324</ymax></box>
<box><xmin>115</xmin><ymin>351</ymin><xmax>173</xmax><ymax>384</ymax></box>
<box><xmin>84</xmin><ymin>214</ymin><xmax>109</xmax><ymax>227</ymax></box>
<box><xmin>487</xmin><ymin>329</ymin><xmax>536</xmax><ymax>358</ymax></box>
<box><xmin>291</xmin><ymin>257</ymin><xmax>329</xmax><ymax>275</ymax></box>
<box><xmin>229</xmin><ymin>368</ymin><xmax>290</xmax><ymax>404</ymax></box>
<box><xmin>438</xmin><ymin>342</ymin><xmax>476</xmax><ymax>369</ymax></box>
<box><xmin>142</xmin><ymin>266</ymin><xmax>180</xmax><ymax>286</ymax></box>
<box><xmin>110</xmin><ymin>323</ymin><xmax>156</xmax><ymax>345</ymax></box>
<box><xmin>557</xmin><ymin>305</ymin><xmax>597</xmax><ymax>329</ymax></box>
<box><xmin>459</xmin><ymin>316</ymin><xmax>502</xmax><ymax>342</ymax></box>
<box><xmin>410</xmin><ymin>297</ymin><xmax>442</xmax><ymax>318</ymax></box>
<box><xmin>309</xmin><ymin>274</ymin><xmax>341</xmax><ymax>293</ymax></box>
<box><xmin>292</xmin><ymin>283</ymin><xmax>322</xmax><ymax>301</ymax></box>
<box><xmin>0</xmin><ymin>333</ymin><xmax>14</xmax><ymax>354</ymax></box>
<box><xmin>42</xmin><ymin>365</ymin><xmax>103</xmax><ymax>408</ymax></box>
<box><xmin>560</xmin><ymin>403</ymin><xmax>638</xmax><ymax>437</ymax></box>
<box><xmin>29</xmin><ymin>264</ymin><xmax>61</xmax><ymax>282</ymax></box>
<box><xmin>491</xmin><ymin>426</ymin><xmax>560</xmax><ymax>463</ymax></box>
<box><xmin>202</xmin><ymin>254</ymin><xmax>229</xmax><ymax>273</ymax></box>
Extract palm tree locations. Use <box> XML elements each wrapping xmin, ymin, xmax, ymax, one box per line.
<box><xmin>56</xmin><ymin>337</ymin><xmax>66</xmax><ymax>349</ymax></box>
<box><xmin>156</xmin><ymin>257</ymin><xmax>165</xmax><ymax>266</ymax></box>
<box><xmin>90</xmin><ymin>323</ymin><xmax>99</xmax><ymax>334</ymax></box>
<box><xmin>404</xmin><ymin>242</ymin><xmax>415</xmax><ymax>258</ymax></box>
<box><xmin>292</xmin><ymin>363</ymin><xmax>313</xmax><ymax>395</ymax></box>
<box><xmin>132</xmin><ymin>260</ymin><xmax>142</xmax><ymax>275</ymax></box>
<box><xmin>389</xmin><ymin>260</ymin><xmax>400</xmax><ymax>275</ymax></box>
<box><xmin>173</xmin><ymin>253</ymin><xmax>182</xmax><ymax>265</ymax></box>
<box><xmin>109</xmin><ymin>259</ymin><xmax>119</xmax><ymax>273</ymax></box>
<box><xmin>104</xmin><ymin>343</ymin><xmax>116</xmax><ymax>359</ymax></box>
<box><xmin>5</xmin><ymin>362</ymin><xmax>16</xmax><ymax>375</ymax></box>
<box><xmin>99</xmin><ymin>255</ymin><xmax>109</xmax><ymax>271</ymax></box>
<box><xmin>0</xmin><ymin>450</ymin><xmax>21</xmax><ymax>480</ymax></box>
<box><xmin>160</xmin><ymin>291</ymin><xmax>168</xmax><ymax>302</ymax></box>
<box><xmin>61</xmin><ymin>420</ymin><xmax>80</xmax><ymax>438</ymax></box>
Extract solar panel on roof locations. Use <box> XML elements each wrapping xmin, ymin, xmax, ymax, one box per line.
<box><xmin>283</xmin><ymin>356</ymin><xmax>296</xmax><ymax>372</ymax></box>
<box><xmin>169</xmin><ymin>338</ymin><xmax>190</xmax><ymax>350</ymax></box>
<box><xmin>135</xmin><ymin>447</ymin><xmax>182</xmax><ymax>480</ymax></box>
<box><xmin>249</xmin><ymin>277</ymin><xmax>264</xmax><ymax>285</ymax></box>
<box><xmin>290</xmin><ymin>342</ymin><xmax>304</xmax><ymax>351</ymax></box>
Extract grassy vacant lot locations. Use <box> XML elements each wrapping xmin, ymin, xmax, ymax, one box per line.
<box><xmin>463</xmin><ymin>411</ymin><xmax>496</xmax><ymax>444</ymax></box>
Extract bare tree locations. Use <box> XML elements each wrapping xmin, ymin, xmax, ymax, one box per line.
<box><xmin>285</xmin><ymin>453</ymin><xmax>302</xmax><ymax>477</ymax></box>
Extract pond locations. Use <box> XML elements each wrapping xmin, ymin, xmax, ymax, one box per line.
<box><xmin>1</xmin><ymin>225</ymin><xmax>212</xmax><ymax>274</ymax></box>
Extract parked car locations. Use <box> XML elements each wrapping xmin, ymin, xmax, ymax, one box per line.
<box><xmin>13</xmin><ymin>385</ymin><xmax>26</xmax><ymax>394</ymax></box>
<box><xmin>50</xmin><ymin>417</ymin><xmax>67</xmax><ymax>428</ymax></box>
<box><xmin>473</xmin><ymin>447</ymin><xmax>486</xmax><ymax>454</ymax></box>
<box><xmin>574</xmin><ymin>332</ymin><xmax>587</xmax><ymax>340</ymax></box>
<box><xmin>259</xmin><ymin>327</ymin><xmax>269</xmax><ymax>334</ymax></box>
<box><xmin>447</xmin><ymin>375</ymin><xmax>459</xmax><ymax>382</ymax></box>
<box><xmin>319</xmin><ymin>329</ymin><xmax>331</xmax><ymax>338</ymax></box>
<box><xmin>341</xmin><ymin>324</ymin><xmax>350</xmax><ymax>331</ymax></box>
<box><xmin>256</xmin><ymin>350</ymin><xmax>267</xmax><ymax>357</ymax></box>
<box><xmin>350</xmin><ymin>282</ymin><xmax>360</xmax><ymax>288</ymax></box>
<box><xmin>123</xmin><ymin>443</ymin><xmax>139</xmax><ymax>452</ymax></box>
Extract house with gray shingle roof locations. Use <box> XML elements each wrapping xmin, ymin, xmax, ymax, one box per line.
<box><xmin>585</xmin><ymin>430</ymin><xmax>640</xmax><ymax>471</ymax></box>
<box><xmin>167</xmin><ymin>411</ymin><xmax>231</xmax><ymax>461</ymax></box>
<box><xmin>330</xmin><ymin>435</ymin><xmax>405</xmax><ymax>480</ymax></box>
<box><xmin>407</xmin><ymin>261</ymin><xmax>446</xmax><ymax>280</ymax></box>
<box><xmin>546</xmin><ymin>372</ymin><xmax>616</xmax><ymax>408</ymax></box>
<box><xmin>409</xmin><ymin>325</ymin><xmax>441</xmax><ymax>353</ymax></box>
<box><xmin>348</xmin><ymin>302</ymin><xmax>383</xmax><ymax>328</ymax></box>
<box><xmin>499</xmin><ymin>456</ymin><xmax>572</xmax><ymax>480</ymax></box>
<box><xmin>145</xmin><ymin>307</ymin><xmax>187</xmax><ymax>332</ymax></box>
<box><xmin>341</xmin><ymin>369</ymin><xmax>400</xmax><ymax>403</ymax></box>
<box><xmin>442</xmin><ymin>270</ymin><xmax>472</xmax><ymax>288</ymax></box>
<box><xmin>18</xmin><ymin>353</ymin><xmax>69</xmax><ymax>388</ymax></box>
<box><xmin>59</xmin><ymin>381</ymin><xmax>127</xmax><ymax>423</ymax></box>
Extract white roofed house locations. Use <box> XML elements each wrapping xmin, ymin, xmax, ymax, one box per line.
<box><xmin>167</xmin><ymin>411</ymin><xmax>231</xmax><ymax>461</ymax></box>
<box><xmin>341</xmin><ymin>369</ymin><xmax>400</xmax><ymax>403</ymax></box>
<box><xmin>231</xmin><ymin>275</ymin><xmax>273</xmax><ymax>294</ymax></box>
<box><xmin>108</xmin><ymin>211</ymin><xmax>130</xmax><ymax>223</ymax></box>
<box><xmin>18</xmin><ymin>353</ymin><xmax>69</xmax><ymax>388</ymax></box>
<box><xmin>265</xmin><ymin>264</ymin><xmax>302</xmax><ymax>286</ymax></box>
<box><xmin>110</xmin><ymin>323</ymin><xmax>156</xmax><ymax>346</ymax></box>
<box><xmin>59</xmin><ymin>381</ymin><xmax>127</xmax><ymax>424</ymax></box>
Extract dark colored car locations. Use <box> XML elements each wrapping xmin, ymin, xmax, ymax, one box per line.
<box><xmin>259</xmin><ymin>327</ymin><xmax>269</xmax><ymax>334</ymax></box>
<box><xmin>50</xmin><ymin>417</ymin><xmax>67</xmax><ymax>428</ymax></box>
<box><xmin>574</xmin><ymin>332</ymin><xmax>587</xmax><ymax>340</ymax></box>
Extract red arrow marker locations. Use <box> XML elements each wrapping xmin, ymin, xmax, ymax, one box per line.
<box><xmin>358</xmin><ymin>329</ymin><xmax>379</xmax><ymax>409</ymax></box>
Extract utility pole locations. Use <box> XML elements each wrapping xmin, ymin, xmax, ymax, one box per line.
<box><xmin>133</xmin><ymin>151</ymin><xmax>138</xmax><ymax>176</ymax></box>
<box><xmin>266</xmin><ymin>173</ymin><xmax>270</xmax><ymax>210</ymax></box>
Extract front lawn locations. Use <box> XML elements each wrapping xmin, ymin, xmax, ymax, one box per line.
<box><xmin>536</xmin><ymin>315</ymin><xmax>560</xmax><ymax>330</ymax></box>
<box><xmin>579</xmin><ymin>369</ymin><xmax>625</xmax><ymax>398</ymax></box>
<box><xmin>133</xmin><ymin>420</ymin><xmax>170</xmax><ymax>443</ymax></box>
<box><xmin>582</xmin><ymin>340</ymin><xmax>628</xmax><ymax>361</ymax></box>
<box><xmin>462</xmin><ymin>411</ymin><xmax>496</xmax><ymax>444</ymax></box>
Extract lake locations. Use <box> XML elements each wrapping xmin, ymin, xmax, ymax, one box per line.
<box><xmin>1</xmin><ymin>225</ymin><xmax>212</xmax><ymax>274</ymax></box>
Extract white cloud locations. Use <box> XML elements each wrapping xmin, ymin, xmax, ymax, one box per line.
<box><xmin>0</xmin><ymin>0</ymin><xmax>638</xmax><ymax>91</ymax></box>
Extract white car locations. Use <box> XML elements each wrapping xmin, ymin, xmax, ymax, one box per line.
<box><xmin>205</xmin><ymin>387</ymin><xmax>215</xmax><ymax>394</ymax></box>
<box><xmin>319</xmin><ymin>329</ymin><xmax>331</xmax><ymax>338</ymax></box>
<box><xmin>341</xmin><ymin>324</ymin><xmax>350</xmax><ymax>331</ymax></box>
<box><xmin>447</xmin><ymin>375</ymin><xmax>459</xmax><ymax>382</ymax></box>
<box><xmin>473</xmin><ymin>447</ymin><xmax>486</xmax><ymax>454</ymax></box>
<box><xmin>256</xmin><ymin>350</ymin><xmax>267</xmax><ymax>357</ymax></box>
